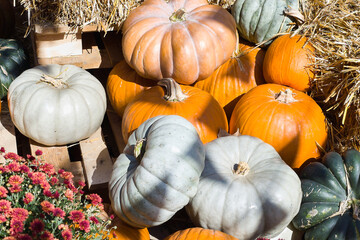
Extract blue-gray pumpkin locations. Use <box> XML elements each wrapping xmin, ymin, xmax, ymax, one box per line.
<box><xmin>231</xmin><ymin>0</ymin><xmax>299</xmax><ymax>46</ymax></box>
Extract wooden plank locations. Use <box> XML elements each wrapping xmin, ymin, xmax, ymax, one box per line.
<box><xmin>34</xmin><ymin>31</ymin><xmax>82</xmax><ymax>58</ymax></box>
<box><xmin>79</xmin><ymin>127</ymin><xmax>113</xmax><ymax>190</ymax></box>
<box><xmin>34</xmin><ymin>23</ymin><xmax>114</xmax><ymax>35</ymax></box>
<box><xmin>0</xmin><ymin>100</ymin><xmax>17</xmax><ymax>154</ymax></box>
<box><xmin>29</xmin><ymin>141</ymin><xmax>85</xmax><ymax>184</ymax></box>
<box><xmin>101</xmin><ymin>32</ymin><xmax>123</xmax><ymax>67</ymax></box>
<box><xmin>106</xmin><ymin>107</ymin><xmax>126</xmax><ymax>153</ymax></box>
<box><xmin>36</xmin><ymin>32</ymin><xmax>112</xmax><ymax>69</ymax></box>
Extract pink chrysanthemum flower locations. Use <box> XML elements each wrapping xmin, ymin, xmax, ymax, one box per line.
<box><xmin>52</xmin><ymin>207</ymin><xmax>65</xmax><ymax>219</ymax></box>
<box><xmin>40</xmin><ymin>201</ymin><xmax>55</xmax><ymax>214</ymax></box>
<box><xmin>69</xmin><ymin>210</ymin><xmax>85</xmax><ymax>223</ymax></box>
<box><xmin>49</xmin><ymin>177</ymin><xmax>59</xmax><ymax>185</ymax></box>
<box><xmin>79</xmin><ymin>219</ymin><xmax>91</xmax><ymax>233</ymax></box>
<box><xmin>65</xmin><ymin>189</ymin><xmax>74</xmax><ymax>201</ymax></box>
<box><xmin>60</xmin><ymin>171</ymin><xmax>74</xmax><ymax>180</ymax></box>
<box><xmin>0</xmin><ymin>199</ymin><xmax>12</xmax><ymax>213</ymax></box>
<box><xmin>52</xmin><ymin>191</ymin><xmax>60</xmax><ymax>199</ymax></box>
<box><xmin>4</xmin><ymin>153</ymin><xmax>20</xmax><ymax>161</ymax></box>
<box><xmin>0</xmin><ymin>186</ymin><xmax>8</xmax><ymax>198</ymax></box>
<box><xmin>0</xmin><ymin>214</ymin><xmax>7</xmax><ymax>223</ymax></box>
<box><xmin>23</xmin><ymin>193</ymin><xmax>34</xmax><ymax>204</ymax></box>
<box><xmin>30</xmin><ymin>218</ymin><xmax>45</xmax><ymax>233</ymax></box>
<box><xmin>7</xmin><ymin>161</ymin><xmax>20</xmax><ymax>172</ymax></box>
<box><xmin>30</xmin><ymin>172</ymin><xmax>47</xmax><ymax>185</ymax></box>
<box><xmin>40</xmin><ymin>231</ymin><xmax>55</xmax><ymax>240</ymax></box>
<box><xmin>89</xmin><ymin>216</ymin><xmax>99</xmax><ymax>224</ymax></box>
<box><xmin>8</xmin><ymin>175</ymin><xmax>24</xmax><ymax>186</ymax></box>
<box><xmin>11</xmin><ymin>208</ymin><xmax>29</xmax><ymax>221</ymax></box>
<box><xmin>86</xmin><ymin>193</ymin><xmax>103</xmax><ymax>206</ymax></box>
<box><xmin>35</xmin><ymin>150</ymin><xmax>43</xmax><ymax>156</ymax></box>
<box><xmin>10</xmin><ymin>218</ymin><xmax>24</xmax><ymax>235</ymax></box>
<box><xmin>9</xmin><ymin>185</ymin><xmax>22</xmax><ymax>193</ymax></box>
<box><xmin>19</xmin><ymin>164</ymin><xmax>30</xmax><ymax>173</ymax></box>
<box><xmin>40</xmin><ymin>163</ymin><xmax>56</xmax><ymax>176</ymax></box>
<box><xmin>14</xmin><ymin>234</ymin><xmax>32</xmax><ymax>240</ymax></box>
<box><xmin>61</xmin><ymin>229</ymin><xmax>73</xmax><ymax>240</ymax></box>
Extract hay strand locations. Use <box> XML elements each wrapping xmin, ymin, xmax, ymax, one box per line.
<box><xmin>295</xmin><ymin>0</ymin><xmax>360</xmax><ymax>152</ymax></box>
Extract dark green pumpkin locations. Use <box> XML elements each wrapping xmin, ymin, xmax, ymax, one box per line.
<box><xmin>0</xmin><ymin>0</ymin><xmax>15</xmax><ymax>38</ymax></box>
<box><xmin>231</xmin><ymin>0</ymin><xmax>299</xmax><ymax>46</ymax></box>
<box><xmin>0</xmin><ymin>39</ymin><xmax>28</xmax><ymax>99</ymax></box>
<box><xmin>292</xmin><ymin>149</ymin><xmax>360</xmax><ymax>240</ymax></box>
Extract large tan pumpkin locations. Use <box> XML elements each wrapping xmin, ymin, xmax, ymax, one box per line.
<box><xmin>121</xmin><ymin>0</ymin><xmax>237</xmax><ymax>85</ymax></box>
<box><xmin>164</xmin><ymin>228</ymin><xmax>238</xmax><ymax>240</ymax></box>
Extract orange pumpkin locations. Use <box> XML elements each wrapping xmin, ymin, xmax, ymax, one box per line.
<box><xmin>164</xmin><ymin>227</ymin><xmax>238</xmax><ymax>240</ymax></box>
<box><xmin>97</xmin><ymin>204</ymin><xmax>150</xmax><ymax>240</ymax></box>
<box><xmin>107</xmin><ymin>60</ymin><xmax>156</xmax><ymax>117</ymax></box>
<box><xmin>194</xmin><ymin>40</ymin><xmax>266</xmax><ymax>119</ymax></box>
<box><xmin>263</xmin><ymin>34</ymin><xmax>315</xmax><ymax>92</ymax></box>
<box><xmin>229</xmin><ymin>84</ymin><xmax>328</xmax><ymax>169</ymax></box>
<box><xmin>121</xmin><ymin>0</ymin><xmax>237</xmax><ymax>85</ymax></box>
<box><xmin>122</xmin><ymin>78</ymin><xmax>228</xmax><ymax>144</ymax></box>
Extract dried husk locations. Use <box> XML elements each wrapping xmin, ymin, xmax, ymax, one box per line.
<box><xmin>293</xmin><ymin>0</ymin><xmax>360</xmax><ymax>153</ymax></box>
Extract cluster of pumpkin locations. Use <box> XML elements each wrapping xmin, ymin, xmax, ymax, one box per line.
<box><xmin>1</xmin><ymin>0</ymin><xmax>360</xmax><ymax>239</ymax></box>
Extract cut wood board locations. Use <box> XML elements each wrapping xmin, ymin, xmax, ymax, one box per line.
<box><xmin>79</xmin><ymin>127</ymin><xmax>113</xmax><ymax>190</ymax></box>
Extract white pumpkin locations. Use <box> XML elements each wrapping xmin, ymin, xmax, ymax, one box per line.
<box><xmin>7</xmin><ymin>64</ymin><xmax>106</xmax><ymax>146</ymax></box>
<box><xmin>109</xmin><ymin>115</ymin><xmax>205</xmax><ymax>228</ymax></box>
<box><xmin>186</xmin><ymin>135</ymin><xmax>302</xmax><ymax>240</ymax></box>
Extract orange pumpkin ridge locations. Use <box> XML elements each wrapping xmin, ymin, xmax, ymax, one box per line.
<box><xmin>106</xmin><ymin>60</ymin><xmax>156</xmax><ymax>117</ymax></box>
<box><xmin>122</xmin><ymin>78</ymin><xmax>228</xmax><ymax>144</ymax></box>
<box><xmin>263</xmin><ymin>34</ymin><xmax>315</xmax><ymax>92</ymax></box>
<box><xmin>229</xmin><ymin>84</ymin><xmax>328</xmax><ymax>169</ymax></box>
<box><xmin>164</xmin><ymin>227</ymin><xmax>238</xmax><ymax>240</ymax></box>
<box><xmin>194</xmin><ymin>40</ymin><xmax>265</xmax><ymax>119</ymax></box>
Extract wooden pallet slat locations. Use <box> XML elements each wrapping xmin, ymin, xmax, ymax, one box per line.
<box><xmin>79</xmin><ymin>127</ymin><xmax>113</xmax><ymax>190</ymax></box>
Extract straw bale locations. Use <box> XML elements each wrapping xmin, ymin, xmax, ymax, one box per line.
<box><xmin>293</xmin><ymin>0</ymin><xmax>360</xmax><ymax>153</ymax></box>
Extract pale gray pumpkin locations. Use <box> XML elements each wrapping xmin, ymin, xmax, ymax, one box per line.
<box><xmin>109</xmin><ymin>115</ymin><xmax>205</xmax><ymax>228</ymax></box>
<box><xmin>231</xmin><ymin>0</ymin><xmax>299</xmax><ymax>46</ymax></box>
<box><xmin>186</xmin><ymin>135</ymin><xmax>302</xmax><ymax>240</ymax></box>
<box><xmin>7</xmin><ymin>64</ymin><xmax>106</xmax><ymax>146</ymax></box>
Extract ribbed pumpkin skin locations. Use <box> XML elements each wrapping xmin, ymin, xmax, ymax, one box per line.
<box><xmin>164</xmin><ymin>227</ymin><xmax>238</xmax><ymax>240</ymax></box>
<box><xmin>263</xmin><ymin>35</ymin><xmax>315</xmax><ymax>92</ymax></box>
<box><xmin>194</xmin><ymin>42</ymin><xmax>265</xmax><ymax>118</ymax></box>
<box><xmin>186</xmin><ymin>135</ymin><xmax>302</xmax><ymax>240</ymax></box>
<box><xmin>122</xmin><ymin>83</ymin><xmax>228</xmax><ymax>144</ymax></box>
<box><xmin>229</xmin><ymin>84</ymin><xmax>328</xmax><ymax>169</ymax></box>
<box><xmin>0</xmin><ymin>39</ymin><xmax>28</xmax><ymax>99</ymax></box>
<box><xmin>109</xmin><ymin>115</ymin><xmax>205</xmax><ymax>228</ymax></box>
<box><xmin>231</xmin><ymin>0</ymin><xmax>298</xmax><ymax>46</ymax></box>
<box><xmin>0</xmin><ymin>0</ymin><xmax>15</xmax><ymax>38</ymax></box>
<box><xmin>107</xmin><ymin>60</ymin><xmax>156</xmax><ymax>117</ymax></box>
<box><xmin>122</xmin><ymin>0</ymin><xmax>237</xmax><ymax>85</ymax></box>
<box><xmin>292</xmin><ymin>150</ymin><xmax>360</xmax><ymax>240</ymax></box>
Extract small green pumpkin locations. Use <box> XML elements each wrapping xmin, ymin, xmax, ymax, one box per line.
<box><xmin>0</xmin><ymin>39</ymin><xmax>28</xmax><ymax>99</ymax></box>
<box><xmin>292</xmin><ymin>149</ymin><xmax>360</xmax><ymax>240</ymax></box>
<box><xmin>231</xmin><ymin>0</ymin><xmax>299</xmax><ymax>46</ymax></box>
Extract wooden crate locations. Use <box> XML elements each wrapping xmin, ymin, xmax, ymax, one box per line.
<box><xmin>31</xmin><ymin>24</ymin><xmax>123</xmax><ymax>69</ymax></box>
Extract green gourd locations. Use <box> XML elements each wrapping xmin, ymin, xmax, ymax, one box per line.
<box><xmin>292</xmin><ymin>149</ymin><xmax>360</xmax><ymax>240</ymax></box>
<box><xmin>0</xmin><ymin>39</ymin><xmax>28</xmax><ymax>99</ymax></box>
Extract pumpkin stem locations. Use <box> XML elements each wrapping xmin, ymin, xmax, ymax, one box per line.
<box><xmin>134</xmin><ymin>138</ymin><xmax>146</xmax><ymax>161</ymax></box>
<box><xmin>233</xmin><ymin>161</ymin><xmax>250</xmax><ymax>175</ymax></box>
<box><xmin>273</xmin><ymin>89</ymin><xmax>297</xmax><ymax>104</ymax></box>
<box><xmin>158</xmin><ymin>78</ymin><xmax>188</xmax><ymax>102</ymax></box>
<box><xmin>169</xmin><ymin>8</ymin><xmax>186</xmax><ymax>22</ymax></box>
<box><xmin>39</xmin><ymin>73</ymin><xmax>69</xmax><ymax>88</ymax></box>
